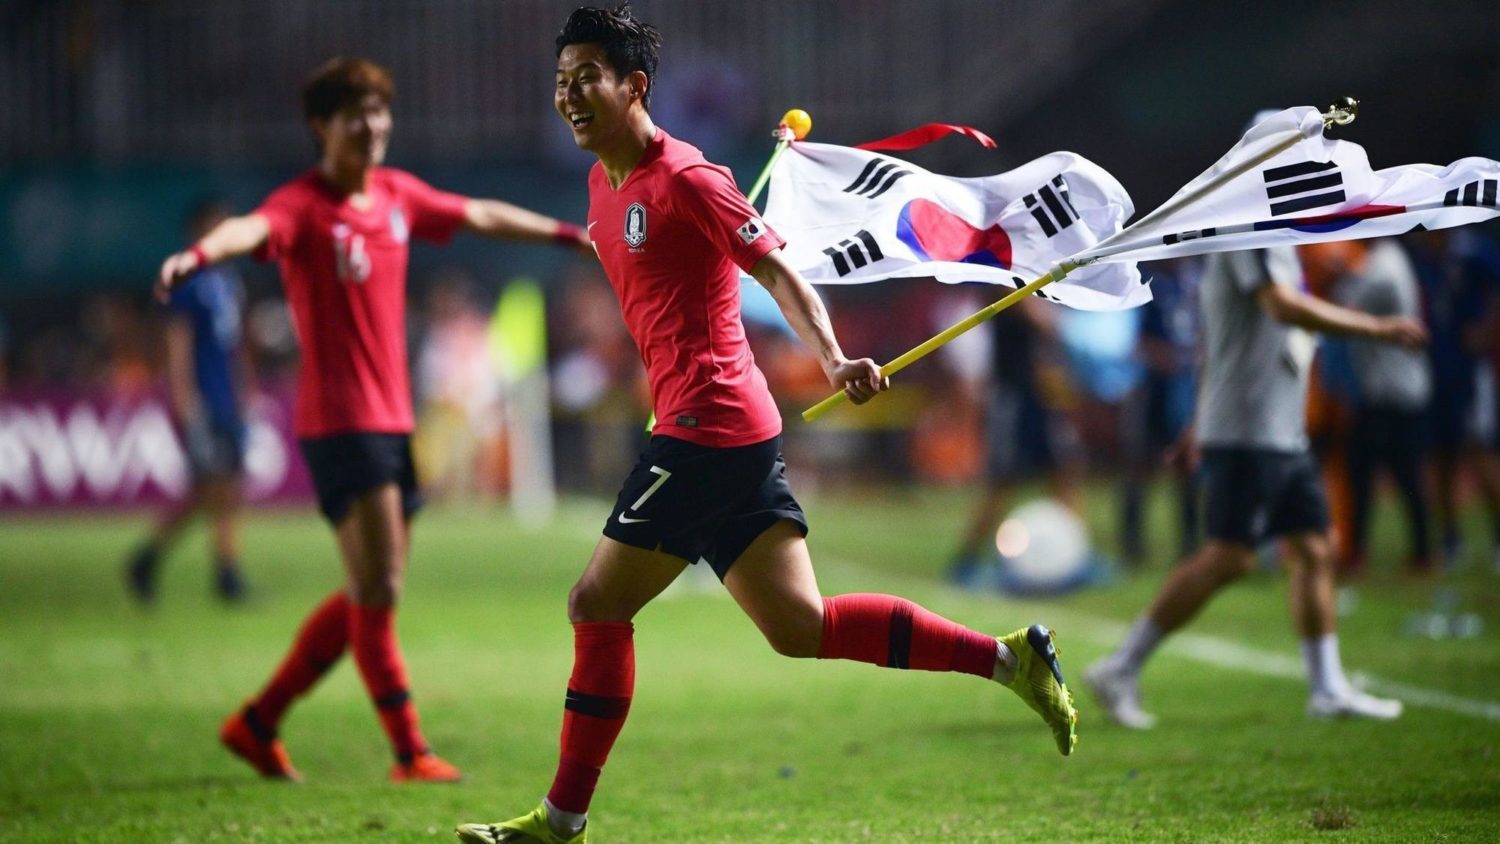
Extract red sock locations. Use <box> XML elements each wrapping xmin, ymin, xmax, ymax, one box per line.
<box><xmin>817</xmin><ymin>593</ymin><xmax>996</xmax><ymax>677</ymax></box>
<box><xmin>250</xmin><ymin>591</ymin><xmax>349</xmax><ymax>730</ymax></box>
<box><xmin>349</xmin><ymin>602</ymin><xmax>428</xmax><ymax>762</ymax></box>
<box><xmin>546</xmin><ymin>621</ymin><xmax>634</xmax><ymax>814</ymax></box>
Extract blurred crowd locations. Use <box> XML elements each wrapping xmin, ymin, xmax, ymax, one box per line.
<box><xmin>4</xmin><ymin>226</ymin><xmax>1500</xmax><ymax>576</ymax></box>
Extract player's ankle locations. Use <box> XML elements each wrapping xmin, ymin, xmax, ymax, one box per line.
<box><xmin>544</xmin><ymin>798</ymin><xmax>586</xmax><ymax>838</ymax></box>
<box><xmin>992</xmin><ymin>640</ymin><xmax>1017</xmax><ymax>684</ymax></box>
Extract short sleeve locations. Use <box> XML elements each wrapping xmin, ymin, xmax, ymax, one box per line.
<box><xmin>390</xmin><ymin>170</ymin><xmax>468</xmax><ymax>244</ymax></box>
<box><xmin>1227</xmin><ymin>246</ymin><xmax>1301</xmax><ymax>294</ymax></box>
<box><xmin>253</xmin><ymin>185</ymin><xmax>304</xmax><ymax>262</ymax></box>
<box><xmin>672</xmin><ymin>164</ymin><xmax>785</xmax><ymax>273</ymax></box>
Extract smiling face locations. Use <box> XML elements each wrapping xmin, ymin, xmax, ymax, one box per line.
<box><xmin>313</xmin><ymin>92</ymin><xmax>392</xmax><ymax>175</ymax></box>
<box><xmin>555</xmin><ymin>42</ymin><xmax>644</xmax><ymax>154</ymax></box>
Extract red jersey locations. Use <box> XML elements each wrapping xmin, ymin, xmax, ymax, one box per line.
<box><xmin>255</xmin><ymin>167</ymin><xmax>467</xmax><ymax>437</ymax></box>
<box><xmin>588</xmin><ymin>129</ymin><xmax>786</xmax><ymax>447</ymax></box>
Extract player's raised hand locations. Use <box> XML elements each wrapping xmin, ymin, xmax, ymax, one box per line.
<box><xmin>827</xmin><ymin>357</ymin><xmax>889</xmax><ymax>405</ymax></box>
<box><xmin>155</xmin><ymin>249</ymin><xmax>202</xmax><ymax>303</ymax></box>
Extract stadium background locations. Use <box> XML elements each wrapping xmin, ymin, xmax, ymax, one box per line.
<box><xmin>3</xmin><ymin>2</ymin><xmax>1500</xmax><ymax>841</ymax></box>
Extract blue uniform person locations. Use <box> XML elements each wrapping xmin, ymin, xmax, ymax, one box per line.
<box><xmin>127</xmin><ymin>198</ymin><xmax>251</xmax><ymax>603</ymax></box>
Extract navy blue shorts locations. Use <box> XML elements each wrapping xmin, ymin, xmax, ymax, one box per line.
<box><xmin>602</xmin><ymin>434</ymin><xmax>808</xmax><ymax>580</ymax></box>
<box><xmin>299</xmin><ymin>432</ymin><xmax>423</xmax><ymax>525</ymax></box>
<box><xmin>182</xmin><ymin>416</ymin><xmax>247</xmax><ymax>480</ymax></box>
<box><xmin>984</xmin><ymin>383</ymin><xmax>1079</xmax><ymax>480</ymax></box>
<box><xmin>1202</xmin><ymin>447</ymin><xmax>1329</xmax><ymax>546</ymax></box>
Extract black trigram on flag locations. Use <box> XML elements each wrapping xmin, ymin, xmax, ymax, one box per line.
<box><xmin>1022</xmin><ymin>175</ymin><xmax>1080</xmax><ymax>237</ymax></box>
<box><xmin>822</xmin><ymin>230</ymin><xmax>884</xmax><ymax>277</ymax></box>
<box><xmin>843</xmin><ymin>157</ymin><xmax>913</xmax><ymax>200</ymax></box>
<box><xmin>1443</xmin><ymin>179</ymin><xmax>1498</xmax><ymax>208</ymax></box>
<box><xmin>1264</xmin><ymin>160</ymin><xmax>1345</xmax><ymax>216</ymax></box>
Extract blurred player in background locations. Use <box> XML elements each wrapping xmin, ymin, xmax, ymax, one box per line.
<box><xmin>455</xmin><ymin>7</ymin><xmax>1076</xmax><ymax>843</ymax></box>
<box><xmin>126</xmin><ymin>197</ymin><xmax>252</xmax><ymax>604</ymax></box>
<box><xmin>1119</xmin><ymin>257</ymin><xmax>1202</xmax><ymax>568</ymax></box>
<box><xmin>1086</xmin><ymin>245</ymin><xmax>1423</xmax><ymax>729</ymax></box>
<box><xmin>1404</xmin><ymin>228</ymin><xmax>1500</xmax><ymax>569</ymax></box>
<box><xmin>154</xmin><ymin>57</ymin><xmax>592</xmax><ymax>784</ymax></box>
<box><xmin>1306</xmin><ymin>238</ymin><xmax>1432</xmax><ymax>575</ymax></box>
<box><xmin>946</xmin><ymin>298</ymin><xmax>1087</xmax><ymax>586</ymax></box>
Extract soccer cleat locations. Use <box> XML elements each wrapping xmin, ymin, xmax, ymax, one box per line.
<box><xmin>391</xmin><ymin>751</ymin><xmax>463</xmax><ymax>783</ymax></box>
<box><xmin>215</xmin><ymin>563</ymin><xmax>248</xmax><ymax>602</ymax></box>
<box><xmin>125</xmin><ymin>546</ymin><xmax>159</xmax><ymax>605</ymax></box>
<box><xmin>1000</xmin><ymin>624</ymin><xmax>1078</xmax><ymax>755</ymax></box>
<box><xmin>1307</xmin><ymin>688</ymin><xmax>1403</xmax><ymax>721</ymax></box>
<box><xmin>1083</xmin><ymin>658</ymin><xmax>1158</xmax><ymax>730</ymax></box>
<box><xmin>456</xmin><ymin>804</ymin><xmax>587</xmax><ymax>843</ymax></box>
<box><xmin>219</xmin><ymin>708</ymin><xmax>301</xmax><ymax>781</ymax></box>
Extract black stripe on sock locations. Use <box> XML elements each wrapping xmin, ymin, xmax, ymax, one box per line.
<box><xmin>887</xmin><ymin>603</ymin><xmax>914</xmax><ymax>669</ymax></box>
<box><xmin>376</xmin><ymin>689</ymin><xmax>411</xmax><ymax>710</ymax></box>
<box><xmin>242</xmin><ymin>705</ymin><xmax>277</xmax><ymax>741</ymax></box>
<box><xmin>565</xmin><ymin>688</ymin><xmax>630</xmax><ymax>719</ymax></box>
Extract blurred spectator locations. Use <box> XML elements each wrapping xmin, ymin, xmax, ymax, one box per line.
<box><xmin>1119</xmin><ymin>257</ymin><xmax>1203</xmax><ymax>567</ymax></box>
<box><xmin>412</xmin><ymin>268</ymin><xmax>499</xmax><ymax>502</ymax></box>
<box><xmin>1303</xmin><ymin>239</ymin><xmax>1432</xmax><ymax>575</ymax></box>
<box><xmin>1404</xmin><ymin>227</ymin><xmax>1500</xmax><ymax>569</ymax></box>
<box><xmin>125</xmin><ymin>198</ymin><xmax>251</xmax><ymax>604</ymax></box>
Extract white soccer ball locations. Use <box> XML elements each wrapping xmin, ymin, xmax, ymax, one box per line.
<box><xmin>995</xmin><ymin>498</ymin><xmax>1091</xmax><ymax>592</ymax></box>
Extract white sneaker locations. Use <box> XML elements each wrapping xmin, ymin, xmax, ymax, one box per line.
<box><xmin>1306</xmin><ymin>688</ymin><xmax>1404</xmax><ymax>721</ymax></box>
<box><xmin>1084</xmin><ymin>659</ymin><xmax>1158</xmax><ymax>729</ymax></box>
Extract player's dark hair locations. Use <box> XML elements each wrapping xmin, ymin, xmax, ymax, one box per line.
<box><xmin>302</xmin><ymin>57</ymin><xmax>394</xmax><ymax>121</ymax></box>
<box><xmin>556</xmin><ymin>4</ymin><xmax>661</xmax><ymax>109</ymax></box>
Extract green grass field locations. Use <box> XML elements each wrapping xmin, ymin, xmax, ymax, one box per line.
<box><xmin>3</xmin><ymin>487</ymin><xmax>1499</xmax><ymax>842</ymax></box>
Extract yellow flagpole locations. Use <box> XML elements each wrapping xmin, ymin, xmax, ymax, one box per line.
<box><xmin>801</xmin><ymin>261</ymin><xmax>1076</xmax><ymax>422</ymax></box>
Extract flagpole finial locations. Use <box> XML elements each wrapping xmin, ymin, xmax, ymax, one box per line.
<box><xmin>777</xmin><ymin>109</ymin><xmax>813</xmax><ymax>142</ymax></box>
<box><xmin>1323</xmin><ymin>96</ymin><xmax>1359</xmax><ymax>129</ymax></box>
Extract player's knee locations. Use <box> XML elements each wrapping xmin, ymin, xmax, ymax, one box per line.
<box><xmin>350</xmin><ymin>575</ymin><xmax>400</xmax><ymax>607</ymax></box>
<box><xmin>760</xmin><ymin>603</ymin><xmax>824</xmax><ymax>658</ymax></box>
<box><xmin>1201</xmin><ymin>543</ymin><xmax>1257</xmax><ymax>583</ymax></box>
<box><xmin>567</xmin><ymin>580</ymin><xmax>629</xmax><ymax>623</ymax></box>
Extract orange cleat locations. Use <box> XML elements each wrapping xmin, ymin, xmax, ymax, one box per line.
<box><xmin>219</xmin><ymin>708</ymin><xmax>302</xmax><ymax>782</ymax></box>
<box><xmin>390</xmin><ymin>751</ymin><xmax>462</xmax><ymax>783</ymax></box>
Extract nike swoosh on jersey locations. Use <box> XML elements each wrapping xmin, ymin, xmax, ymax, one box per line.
<box><xmin>617</xmin><ymin>513</ymin><xmax>650</xmax><ymax>524</ymax></box>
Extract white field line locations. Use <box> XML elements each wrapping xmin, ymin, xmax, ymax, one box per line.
<box><xmin>811</xmin><ymin>555</ymin><xmax>1500</xmax><ymax>723</ymax></box>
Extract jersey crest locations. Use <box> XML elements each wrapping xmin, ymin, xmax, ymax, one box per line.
<box><xmin>625</xmin><ymin>202</ymin><xmax>648</xmax><ymax>248</ymax></box>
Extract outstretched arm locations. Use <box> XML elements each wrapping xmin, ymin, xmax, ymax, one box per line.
<box><xmin>749</xmin><ymin>248</ymin><xmax>889</xmax><ymax>405</ymax></box>
<box><xmin>155</xmin><ymin>214</ymin><xmax>270</xmax><ymax>302</ymax></box>
<box><xmin>1256</xmin><ymin>282</ymin><xmax>1426</xmax><ymax>348</ymax></box>
<box><xmin>462</xmin><ymin>198</ymin><xmax>592</xmax><ymax>255</ymax></box>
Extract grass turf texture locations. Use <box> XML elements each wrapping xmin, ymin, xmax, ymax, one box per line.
<box><xmin>3</xmin><ymin>486</ymin><xmax>1498</xmax><ymax>842</ymax></box>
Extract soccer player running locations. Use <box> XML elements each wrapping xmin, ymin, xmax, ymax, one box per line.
<box><xmin>456</xmin><ymin>7</ymin><xmax>1076</xmax><ymax>843</ymax></box>
<box><xmin>127</xmin><ymin>198</ymin><xmax>253</xmax><ymax>604</ymax></box>
<box><xmin>1085</xmin><ymin>245</ymin><xmax>1424</xmax><ymax>729</ymax></box>
<box><xmin>154</xmin><ymin>58</ymin><xmax>592</xmax><ymax>783</ymax></box>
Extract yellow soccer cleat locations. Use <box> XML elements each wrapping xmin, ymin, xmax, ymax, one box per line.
<box><xmin>1000</xmin><ymin>624</ymin><xmax>1079</xmax><ymax>756</ymax></box>
<box><xmin>456</xmin><ymin>804</ymin><xmax>586</xmax><ymax>844</ymax></box>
